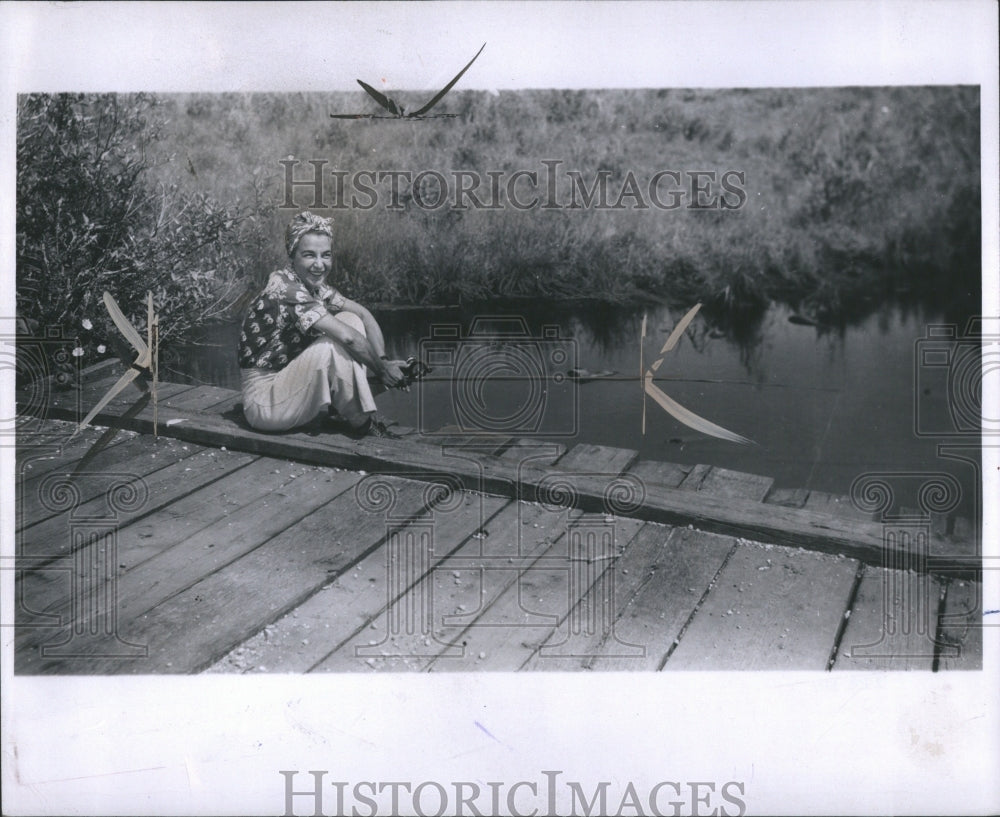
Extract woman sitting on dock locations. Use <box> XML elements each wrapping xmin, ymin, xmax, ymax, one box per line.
<box><xmin>238</xmin><ymin>211</ymin><xmax>408</xmax><ymax>437</ymax></box>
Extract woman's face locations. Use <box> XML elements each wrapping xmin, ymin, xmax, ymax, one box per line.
<box><xmin>291</xmin><ymin>233</ymin><xmax>333</xmax><ymax>290</ymax></box>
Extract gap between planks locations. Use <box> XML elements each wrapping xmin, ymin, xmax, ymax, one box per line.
<box><xmin>21</xmin><ymin>391</ymin><xmax>979</xmax><ymax>577</ymax></box>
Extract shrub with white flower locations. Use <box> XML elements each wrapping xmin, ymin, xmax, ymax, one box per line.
<box><xmin>15</xmin><ymin>93</ymin><xmax>274</xmax><ymax>390</ymax></box>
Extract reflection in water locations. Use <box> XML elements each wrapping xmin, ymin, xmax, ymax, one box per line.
<box><xmin>172</xmin><ymin>297</ymin><xmax>978</xmax><ymax>516</ymax></box>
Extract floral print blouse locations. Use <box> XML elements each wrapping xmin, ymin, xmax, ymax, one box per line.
<box><xmin>237</xmin><ymin>269</ymin><xmax>347</xmax><ymax>371</ymax></box>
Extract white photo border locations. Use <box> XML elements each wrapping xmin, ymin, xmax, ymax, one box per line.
<box><xmin>2</xmin><ymin>2</ymin><xmax>998</xmax><ymax>815</ymax></box>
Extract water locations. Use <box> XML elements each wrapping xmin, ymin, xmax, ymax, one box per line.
<box><xmin>169</xmin><ymin>299</ymin><xmax>979</xmax><ymax>517</ymax></box>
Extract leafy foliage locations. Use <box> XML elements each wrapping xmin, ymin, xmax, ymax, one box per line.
<box><xmin>16</xmin><ymin>87</ymin><xmax>981</xmax><ymax>384</ymax></box>
<box><xmin>16</xmin><ymin>93</ymin><xmax>272</xmax><ymax>378</ymax></box>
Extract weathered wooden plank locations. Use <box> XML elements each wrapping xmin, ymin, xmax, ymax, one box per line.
<box><xmin>678</xmin><ymin>463</ymin><xmax>712</xmax><ymax>491</ymax></box>
<box><xmin>79</xmin><ymin>357</ymin><xmax>124</xmax><ymax>383</ymax></box>
<box><xmin>15</xmin><ymin>418</ymin><xmax>89</xmax><ymax>449</ymax></box>
<box><xmin>627</xmin><ymin>460</ymin><xmax>690</xmax><ymax>489</ymax></box>
<box><xmin>499</xmin><ymin>439</ymin><xmax>567</xmax><ymax>467</ymax></box>
<box><xmin>832</xmin><ymin>566</ymin><xmax>941</xmax><ymax>670</ymax></box>
<box><xmin>19</xmin><ymin>420</ymin><xmax>172</xmax><ymax>481</ymax></box>
<box><xmin>519</xmin><ymin>523</ymin><xmax>677</xmax><ymax>672</ymax></box>
<box><xmin>17</xmin><ymin>416</ymin><xmax>110</xmax><ymax>445</ymax></box>
<box><xmin>555</xmin><ymin>444</ymin><xmax>638</xmax><ymax>475</ymax></box>
<box><xmin>67</xmin><ymin>371</ymin><xmax>123</xmax><ymax>397</ymax></box>
<box><xmin>15</xmin><ymin>373</ymin><xmax>118</xmax><ymax>430</ymax></box>
<box><xmin>131</xmin><ymin>380</ymin><xmax>199</xmax><ymax>405</ymax></box>
<box><xmin>585</xmin><ymin>527</ymin><xmax>736</xmax><ymax>671</ymax></box>
<box><xmin>426</xmin><ymin>516</ymin><xmax>646</xmax><ymax>671</ymax></box>
<box><xmin>666</xmin><ymin>544</ymin><xmax>859</xmax><ymax>670</ymax></box>
<box><xmin>764</xmin><ymin>488</ymin><xmax>809</xmax><ymax>509</ymax></box>
<box><xmin>16</xmin><ymin>457</ymin><xmax>335</xmax><ymax>622</ymax></box>
<box><xmin>41</xmin><ymin>371</ymin><xmax>196</xmax><ymax>421</ymax></box>
<box><xmin>10</xmin><ymin>401</ymin><xmax>67</xmax><ymax>438</ymax></box>
<box><xmin>13</xmin><ymin>444</ymin><xmax>259</xmax><ymax>640</ymax></box>
<box><xmin>31</xmin><ymin>387</ymin><xmax>975</xmax><ymax>576</ymax></box>
<box><xmin>698</xmin><ymin>467</ymin><xmax>774</xmax><ymax>502</ymax></box>
<box><xmin>117</xmin><ymin>460</ymin><xmax>350</xmax><ymax>575</ymax></box>
<box><xmin>20</xmin><ymin>377</ymin><xmax>194</xmax><ymax>451</ymax></box>
<box><xmin>16</xmin><ymin>462</ymin><xmax>362</xmax><ymax>673</ymax></box>
<box><xmin>17</xmin><ymin>435</ymin><xmax>203</xmax><ymax>532</ymax></box>
<box><xmin>14</xmin><ymin>424</ymin><xmax>68</xmax><ymax>446</ymax></box>
<box><xmin>208</xmin><ymin>493</ymin><xmax>510</xmax><ymax>673</ymax></box>
<box><xmin>162</xmin><ymin>384</ymin><xmax>240</xmax><ymax>413</ymax></box>
<box><xmin>9</xmin><ymin>360</ymin><xmax>117</xmax><ymax>422</ymax></box>
<box><xmin>206</xmin><ymin>392</ymin><xmax>243</xmax><ymax>415</ymax></box>
<box><xmin>26</xmin><ymin>475</ymin><xmax>437</xmax><ymax>673</ymax></box>
<box><xmin>427</xmin><ymin>434</ymin><xmax>512</xmax><ymax>454</ymax></box>
<box><xmin>17</xmin><ymin>445</ymin><xmax>257</xmax><ymax>564</ymax></box>
<box><xmin>425</xmin><ymin>426</ymin><xmax>511</xmax><ymax>451</ymax></box>
<box><xmin>936</xmin><ymin>579</ymin><xmax>984</xmax><ymax>670</ymax></box>
<box><xmin>16</xmin><ymin>368</ymin><xmax>117</xmax><ymax>413</ymax></box>
<box><xmin>15</xmin><ymin>428</ymin><xmax>136</xmax><ymax>483</ymax></box>
<box><xmin>311</xmin><ymin>500</ymin><xmax>574</xmax><ymax>672</ymax></box>
<box><xmin>90</xmin><ymin>374</ymin><xmax>195</xmax><ymax>406</ymax></box>
<box><xmin>804</xmin><ymin>490</ymin><xmax>875</xmax><ymax>521</ymax></box>
<box><xmin>14</xmin><ymin>440</ymin><xmax>66</xmax><ymax>473</ymax></box>
<box><xmin>521</xmin><ymin>523</ymin><xmax>730</xmax><ymax>671</ymax></box>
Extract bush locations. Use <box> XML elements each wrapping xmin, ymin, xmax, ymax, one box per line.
<box><xmin>16</xmin><ymin>93</ymin><xmax>271</xmax><ymax>381</ymax></box>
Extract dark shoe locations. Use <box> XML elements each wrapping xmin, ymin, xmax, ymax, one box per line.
<box><xmin>340</xmin><ymin>415</ymin><xmax>401</xmax><ymax>440</ymax></box>
<box><xmin>367</xmin><ymin>417</ymin><xmax>402</xmax><ymax>439</ymax></box>
<box><xmin>339</xmin><ymin>416</ymin><xmax>372</xmax><ymax>440</ymax></box>
<box><xmin>325</xmin><ymin>411</ymin><xmax>367</xmax><ymax>437</ymax></box>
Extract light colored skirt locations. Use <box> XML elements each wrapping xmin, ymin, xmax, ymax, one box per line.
<box><xmin>241</xmin><ymin>312</ymin><xmax>377</xmax><ymax>432</ymax></box>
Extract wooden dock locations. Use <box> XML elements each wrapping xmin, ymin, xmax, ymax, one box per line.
<box><xmin>11</xmin><ymin>366</ymin><xmax>984</xmax><ymax>673</ymax></box>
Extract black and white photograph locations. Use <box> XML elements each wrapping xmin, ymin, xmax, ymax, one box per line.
<box><xmin>2</xmin><ymin>2</ymin><xmax>998</xmax><ymax>815</ymax></box>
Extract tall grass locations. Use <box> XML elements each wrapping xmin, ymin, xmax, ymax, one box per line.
<box><xmin>106</xmin><ymin>87</ymin><xmax>987</xmax><ymax>324</ymax></box>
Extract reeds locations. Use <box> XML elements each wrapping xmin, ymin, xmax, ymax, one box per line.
<box><xmin>144</xmin><ymin>86</ymin><xmax>981</xmax><ymax>322</ymax></box>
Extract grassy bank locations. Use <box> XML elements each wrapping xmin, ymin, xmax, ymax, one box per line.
<box><xmin>147</xmin><ymin>86</ymin><xmax>980</xmax><ymax>323</ymax></box>
<box><xmin>17</xmin><ymin>87</ymin><xmax>980</xmax><ymax>369</ymax></box>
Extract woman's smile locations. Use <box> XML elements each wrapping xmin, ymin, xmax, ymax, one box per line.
<box><xmin>291</xmin><ymin>233</ymin><xmax>333</xmax><ymax>289</ymax></box>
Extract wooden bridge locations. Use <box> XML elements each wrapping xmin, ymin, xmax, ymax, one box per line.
<box><xmin>12</xmin><ymin>363</ymin><xmax>984</xmax><ymax>673</ymax></box>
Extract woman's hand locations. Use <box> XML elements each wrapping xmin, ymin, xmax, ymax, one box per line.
<box><xmin>379</xmin><ymin>359</ymin><xmax>408</xmax><ymax>391</ymax></box>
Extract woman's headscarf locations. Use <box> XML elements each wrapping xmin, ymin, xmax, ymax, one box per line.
<box><xmin>285</xmin><ymin>211</ymin><xmax>334</xmax><ymax>257</ymax></box>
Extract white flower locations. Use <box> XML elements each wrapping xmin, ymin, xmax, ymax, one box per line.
<box><xmin>71</xmin><ymin>346</ymin><xmax>84</xmax><ymax>357</ymax></box>
<box><xmin>97</xmin><ymin>344</ymin><xmax>106</xmax><ymax>354</ymax></box>
<box><xmin>81</xmin><ymin>318</ymin><xmax>93</xmax><ymax>330</ymax></box>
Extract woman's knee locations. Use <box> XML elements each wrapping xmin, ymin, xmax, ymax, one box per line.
<box><xmin>297</xmin><ymin>336</ymin><xmax>339</xmax><ymax>366</ymax></box>
<box><xmin>334</xmin><ymin>311</ymin><xmax>366</xmax><ymax>335</ymax></box>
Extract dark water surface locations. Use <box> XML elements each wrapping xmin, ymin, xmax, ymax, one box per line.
<box><xmin>170</xmin><ymin>299</ymin><xmax>979</xmax><ymax>517</ymax></box>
